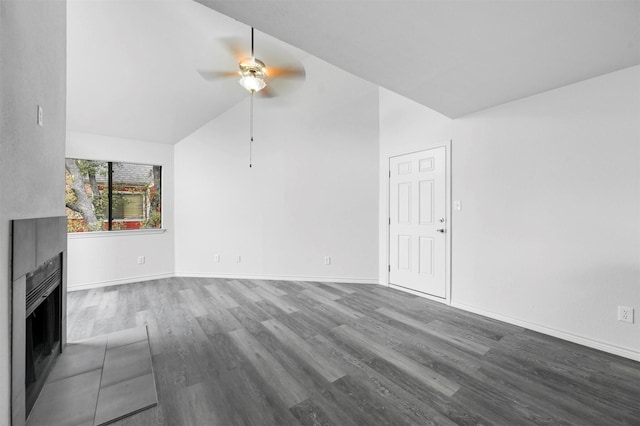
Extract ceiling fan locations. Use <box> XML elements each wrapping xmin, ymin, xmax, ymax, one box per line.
<box><xmin>199</xmin><ymin>27</ymin><xmax>306</xmax><ymax>167</ymax></box>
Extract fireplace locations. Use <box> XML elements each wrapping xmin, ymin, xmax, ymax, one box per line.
<box><xmin>24</xmin><ymin>254</ymin><xmax>63</xmax><ymax>416</ymax></box>
<box><xmin>11</xmin><ymin>217</ymin><xmax>67</xmax><ymax>426</ymax></box>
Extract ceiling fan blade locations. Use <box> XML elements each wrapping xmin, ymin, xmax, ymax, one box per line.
<box><xmin>198</xmin><ymin>70</ymin><xmax>239</xmax><ymax>81</ymax></box>
<box><xmin>259</xmin><ymin>60</ymin><xmax>306</xmax><ymax>98</ymax></box>
<box><xmin>218</xmin><ymin>37</ymin><xmax>249</xmax><ymax>63</ymax></box>
<box><xmin>263</xmin><ymin>65</ymin><xmax>305</xmax><ymax>98</ymax></box>
<box><xmin>267</xmin><ymin>65</ymin><xmax>306</xmax><ymax>80</ymax></box>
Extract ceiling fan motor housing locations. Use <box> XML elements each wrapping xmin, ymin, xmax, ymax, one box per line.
<box><xmin>239</xmin><ymin>57</ymin><xmax>267</xmax><ymax>78</ymax></box>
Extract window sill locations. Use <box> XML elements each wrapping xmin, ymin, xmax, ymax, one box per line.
<box><xmin>68</xmin><ymin>228</ymin><xmax>167</xmax><ymax>239</ymax></box>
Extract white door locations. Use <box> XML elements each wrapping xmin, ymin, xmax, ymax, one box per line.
<box><xmin>389</xmin><ymin>147</ymin><xmax>447</xmax><ymax>298</ymax></box>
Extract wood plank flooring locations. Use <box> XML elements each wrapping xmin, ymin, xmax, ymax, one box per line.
<box><xmin>66</xmin><ymin>278</ymin><xmax>640</xmax><ymax>425</ymax></box>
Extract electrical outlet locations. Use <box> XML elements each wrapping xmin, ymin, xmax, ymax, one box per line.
<box><xmin>214</xmin><ymin>253</ymin><xmax>220</xmax><ymax>263</ymax></box>
<box><xmin>618</xmin><ymin>306</ymin><xmax>634</xmax><ymax>324</ymax></box>
<box><xmin>137</xmin><ymin>256</ymin><xmax>145</xmax><ymax>264</ymax></box>
<box><xmin>324</xmin><ymin>256</ymin><xmax>331</xmax><ymax>265</ymax></box>
<box><xmin>37</xmin><ymin>105</ymin><xmax>43</xmax><ymax>127</ymax></box>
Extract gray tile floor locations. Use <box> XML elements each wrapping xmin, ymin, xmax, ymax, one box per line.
<box><xmin>27</xmin><ymin>326</ymin><xmax>157</xmax><ymax>426</ymax></box>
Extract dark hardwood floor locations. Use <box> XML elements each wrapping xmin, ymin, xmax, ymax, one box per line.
<box><xmin>66</xmin><ymin>278</ymin><xmax>640</xmax><ymax>426</ymax></box>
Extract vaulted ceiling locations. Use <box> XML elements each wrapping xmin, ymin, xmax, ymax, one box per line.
<box><xmin>199</xmin><ymin>0</ymin><xmax>640</xmax><ymax>118</ymax></box>
<box><xmin>67</xmin><ymin>0</ymin><xmax>639</xmax><ymax>145</ymax></box>
<box><xmin>67</xmin><ymin>0</ymin><xmax>307</xmax><ymax>144</ymax></box>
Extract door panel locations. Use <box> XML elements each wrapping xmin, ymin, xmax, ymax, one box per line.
<box><xmin>398</xmin><ymin>183</ymin><xmax>411</xmax><ymax>224</ymax></box>
<box><xmin>398</xmin><ymin>235</ymin><xmax>411</xmax><ymax>271</ymax></box>
<box><xmin>419</xmin><ymin>237</ymin><xmax>433</xmax><ymax>275</ymax></box>
<box><xmin>419</xmin><ymin>180</ymin><xmax>434</xmax><ymax>224</ymax></box>
<box><xmin>389</xmin><ymin>147</ymin><xmax>446</xmax><ymax>298</ymax></box>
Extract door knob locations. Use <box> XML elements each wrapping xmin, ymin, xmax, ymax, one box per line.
<box><xmin>437</xmin><ymin>228</ymin><xmax>446</xmax><ymax>233</ymax></box>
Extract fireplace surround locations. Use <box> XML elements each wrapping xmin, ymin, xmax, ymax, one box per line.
<box><xmin>11</xmin><ymin>216</ymin><xmax>67</xmax><ymax>426</ymax></box>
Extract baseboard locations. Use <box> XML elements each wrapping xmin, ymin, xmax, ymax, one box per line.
<box><xmin>67</xmin><ymin>273</ymin><xmax>175</xmax><ymax>292</ymax></box>
<box><xmin>175</xmin><ymin>271</ymin><xmax>379</xmax><ymax>285</ymax></box>
<box><xmin>451</xmin><ymin>301</ymin><xmax>640</xmax><ymax>362</ymax></box>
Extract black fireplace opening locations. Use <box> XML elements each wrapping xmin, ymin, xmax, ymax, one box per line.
<box><xmin>25</xmin><ymin>254</ymin><xmax>62</xmax><ymax>417</ymax></box>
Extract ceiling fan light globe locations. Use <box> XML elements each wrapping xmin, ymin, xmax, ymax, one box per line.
<box><xmin>239</xmin><ymin>75</ymin><xmax>267</xmax><ymax>93</ymax></box>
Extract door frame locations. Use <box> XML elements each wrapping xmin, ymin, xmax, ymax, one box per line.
<box><xmin>387</xmin><ymin>140</ymin><xmax>452</xmax><ymax>305</ymax></box>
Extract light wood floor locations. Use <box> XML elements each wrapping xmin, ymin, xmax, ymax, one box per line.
<box><xmin>66</xmin><ymin>278</ymin><xmax>640</xmax><ymax>425</ymax></box>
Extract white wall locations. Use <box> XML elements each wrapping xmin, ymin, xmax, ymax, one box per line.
<box><xmin>0</xmin><ymin>0</ymin><xmax>67</xmax><ymax>422</ymax></box>
<box><xmin>175</xmin><ymin>55</ymin><xmax>379</xmax><ymax>283</ymax></box>
<box><xmin>0</xmin><ymin>9</ymin><xmax>4</xmax><ymax>419</ymax></box>
<box><xmin>65</xmin><ymin>132</ymin><xmax>175</xmax><ymax>289</ymax></box>
<box><xmin>379</xmin><ymin>66</ymin><xmax>640</xmax><ymax>359</ymax></box>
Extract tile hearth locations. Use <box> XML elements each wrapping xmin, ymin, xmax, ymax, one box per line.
<box><xmin>27</xmin><ymin>327</ymin><xmax>157</xmax><ymax>426</ymax></box>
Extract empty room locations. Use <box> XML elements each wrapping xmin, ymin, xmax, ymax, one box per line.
<box><xmin>1</xmin><ymin>0</ymin><xmax>639</xmax><ymax>425</ymax></box>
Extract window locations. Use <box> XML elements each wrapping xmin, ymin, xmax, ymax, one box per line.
<box><xmin>65</xmin><ymin>159</ymin><xmax>162</xmax><ymax>232</ymax></box>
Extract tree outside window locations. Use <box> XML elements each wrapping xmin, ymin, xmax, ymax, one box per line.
<box><xmin>65</xmin><ymin>159</ymin><xmax>162</xmax><ymax>232</ymax></box>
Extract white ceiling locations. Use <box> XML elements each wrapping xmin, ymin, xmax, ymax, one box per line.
<box><xmin>199</xmin><ymin>0</ymin><xmax>640</xmax><ymax>118</ymax></box>
<box><xmin>67</xmin><ymin>0</ymin><xmax>306</xmax><ymax>144</ymax></box>
<box><xmin>67</xmin><ymin>0</ymin><xmax>640</xmax><ymax>144</ymax></box>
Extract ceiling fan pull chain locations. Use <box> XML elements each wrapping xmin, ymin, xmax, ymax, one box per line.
<box><xmin>249</xmin><ymin>91</ymin><xmax>253</xmax><ymax>168</ymax></box>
